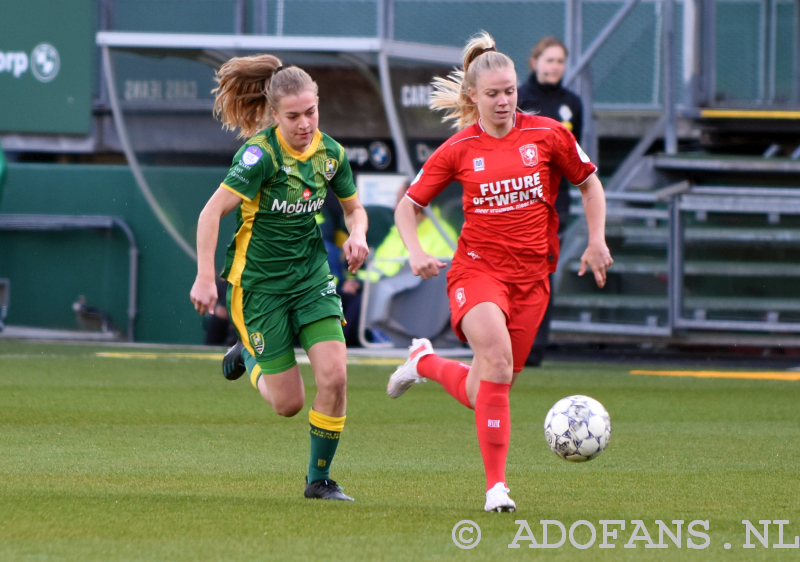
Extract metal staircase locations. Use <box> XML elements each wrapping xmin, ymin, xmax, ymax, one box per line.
<box><xmin>551</xmin><ymin>154</ymin><xmax>800</xmax><ymax>347</ymax></box>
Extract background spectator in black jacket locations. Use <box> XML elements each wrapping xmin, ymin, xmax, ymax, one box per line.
<box><xmin>517</xmin><ymin>35</ymin><xmax>586</xmax><ymax>366</ymax></box>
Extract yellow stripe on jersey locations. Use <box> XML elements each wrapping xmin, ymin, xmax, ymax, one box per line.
<box><xmin>227</xmin><ymin>191</ymin><xmax>262</xmax><ymax>286</ymax></box>
<box><xmin>338</xmin><ymin>193</ymin><xmax>357</xmax><ymax>202</ymax></box>
<box><xmin>309</xmin><ymin>409</ymin><xmax>346</xmax><ymax>432</ymax></box>
<box><xmin>220</xmin><ymin>182</ymin><xmax>250</xmax><ymax>202</ymax></box>
<box><xmin>276</xmin><ymin>128</ymin><xmax>322</xmax><ymax>162</ymax></box>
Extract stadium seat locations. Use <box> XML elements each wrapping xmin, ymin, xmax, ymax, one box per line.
<box><xmin>359</xmin><ymin>260</ymin><xmax>462</xmax><ymax>348</ymax></box>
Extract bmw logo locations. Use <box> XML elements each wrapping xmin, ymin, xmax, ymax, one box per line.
<box><xmin>369</xmin><ymin>141</ymin><xmax>391</xmax><ymax>170</ymax></box>
<box><xmin>30</xmin><ymin>43</ymin><xmax>60</xmax><ymax>83</ymax></box>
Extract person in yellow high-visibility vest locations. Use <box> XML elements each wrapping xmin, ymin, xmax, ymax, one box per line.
<box><xmin>340</xmin><ymin>206</ymin><xmax>458</xmax><ymax>345</ymax></box>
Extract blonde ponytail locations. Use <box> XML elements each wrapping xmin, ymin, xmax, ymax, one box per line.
<box><xmin>429</xmin><ymin>31</ymin><xmax>515</xmax><ymax>129</ymax></box>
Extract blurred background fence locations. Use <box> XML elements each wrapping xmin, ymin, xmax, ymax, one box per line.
<box><xmin>1</xmin><ymin>0</ymin><xmax>799</xmax><ymax>345</ymax></box>
<box><xmin>100</xmin><ymin>0</ymin><xmax>799</xmax><ymax>109</ymax></box>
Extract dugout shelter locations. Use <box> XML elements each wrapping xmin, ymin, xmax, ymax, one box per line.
<box><xmin>94</xmin><ymin>31</ymin><xmax>466</xmax><ymax>349</ymax></box>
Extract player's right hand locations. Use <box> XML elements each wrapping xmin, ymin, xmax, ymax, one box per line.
<box><xmin>409</xmin><ymin>251</ymin><xmax>447</xmax><ymax>280</ymax></box>
<box><xmin>190</xmin><ymin>277</ymin><xmax>218</xmax><ymax>316</ymax></box>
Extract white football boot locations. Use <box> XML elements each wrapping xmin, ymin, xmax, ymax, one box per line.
<box><xmin>386</xmin><ymin>338</ymin><xmax>434</xmax><ymax>398</ymax></box>
<box><xmin>484</xmin><ymin>482</ymin><xmax>516</xmax><ymax>513</ymax></box>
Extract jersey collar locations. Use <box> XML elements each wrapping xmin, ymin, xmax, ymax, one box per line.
<box><xmin>477</xmin><ymin>112</ymin><xmax>518</xmax><ymax>136</ymax></box>
<box><xmin>276</xmin><ymin>128</ymin><xmax>322</xmax><ymax>161</ymax></box>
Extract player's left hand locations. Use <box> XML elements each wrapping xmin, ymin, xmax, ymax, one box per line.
<box><xmin>578</xmin><ymin>241</ymin><xmax>614</xmax><ymax>288</ymax></box>
<box><xmin>343</xmin><ymin>233</ymin><xmax>369</xmax><ymax>274</ymax></box>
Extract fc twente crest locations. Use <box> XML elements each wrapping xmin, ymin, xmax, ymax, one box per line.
<box><xmin>519</xmin><ymin>144</ymin><xmax>539</xmax><ymax>167</ymax></box>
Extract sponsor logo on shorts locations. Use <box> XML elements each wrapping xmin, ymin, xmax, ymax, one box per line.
<box><xmin>456</xmin><ymin>287</ymin><xmax>466</xmax><ymax>308</ymax></box>
<box><xmin>324</xmin><ymin>158</ymin><xmax>339</xmax><ymax>180</ymax></box>
<box><xmin>467</xmin><ymin>251</ymin><xmax>481</xmax><ymax>260</ymax></box>
<box><xmin>242</xmin><ymin>146</ymin><xmax>263</xmax><ymax>166</ymax></box>
<box><xmin>320</xmin><ymin>279</ymin><xmax>337</xmax><ymax>297</ymax></box>
<box><xmin>249</xmin><ymin>332</ymin><xmax>265</xmax><ymax>354</ymax></box>
<box><xmin>519</xmin><ymin>144</ymin><xmax>539</xmax><ymax>167</ymax></box>
<box><xmin>473</xmin><ymin>157</ymin><xmax>485</xmax><ymax>172</ymax></box>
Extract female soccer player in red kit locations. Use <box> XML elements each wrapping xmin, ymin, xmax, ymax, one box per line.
<box><xmin>387</xmin><ymin>32</ymin><xmax>613</xmax><ymax>512</ymax></box>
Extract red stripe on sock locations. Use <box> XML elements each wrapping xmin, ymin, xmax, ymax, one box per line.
<box><xmin>475</xmin><ymin>380</ymin><xmax>510</xmax><ymax>491</ymax></box>
<box><xmin>417</xmin><ymin>354</ymin><xmax>471</xmax><ymax>408</ymax></box>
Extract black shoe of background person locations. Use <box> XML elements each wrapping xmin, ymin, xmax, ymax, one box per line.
<box><xmin>526</xmin><ymin>347</ymin><xmax>545</xmax><ymax>367</ymax></box>
<box><xmin>222</xmin><ymin>340</ymin><xmax>246</xmax><ymax>381</ymax></box>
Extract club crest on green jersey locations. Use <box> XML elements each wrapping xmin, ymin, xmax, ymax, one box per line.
<box><xmin>249</xmin><ymin>332</ymin><xmax>265</xmax><ymax>354</ymax></box>
<box><xmin>324</xmin><ymin>158</ymin><xmax>339</xmax><ymax>180</ymax></box>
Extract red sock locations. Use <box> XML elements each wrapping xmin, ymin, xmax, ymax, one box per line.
<box><xmin>474</xmin><ymin>380</ymin><xmax>511</xmax><ymax>491</ymax></box>
<box><xmin>417</xmin><ymin>355</ymin><xmax>471</xmax><ymax>408</ymax></box>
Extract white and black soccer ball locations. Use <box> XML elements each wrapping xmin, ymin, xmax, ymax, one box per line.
<box><xmin>544</xmin><ymin>395</ymin><xmax>611</xmax><ymax>462</ymax></box>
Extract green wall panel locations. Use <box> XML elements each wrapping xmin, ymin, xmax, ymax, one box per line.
<box><xmin>394</xmin><ymin>1</ymin><xmax>565</xmax><ymax>82</ymax></box>
<box><xmin>775</xmin><ymin>3</ymin><xmax>795</xmax><ymax>101</ymax></box>
<box><xmin>113</xmin><ymin>0</ymin><xmax>238</xmax><ymax>33</ymax></box>
<box><xmin>716</xmin><ymin>2</ymin><xmax>761</xmax><ymax>102</ymax></box>
<box><xmin>0</xmin><ymin>164</ymin><xmax>236</xmax><ymax>344</ymax></box>
<box><xmin>282</xmin><ymin>1</ymin><xmax>377</xmax><ymax>36</ymax></box>
<box><xmin>0</xmin><ymin>0</ymin><xmax>93</xmax><ymax>134</ymax></box>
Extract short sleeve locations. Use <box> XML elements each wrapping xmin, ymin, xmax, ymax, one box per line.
<box><xmin>221</xmin><ymin>143</ymin><xmax>276</xmax><ymax>201</ymax></box>
<box><xmin>405</xmin><ymin>144</ymin><xmax>455</xmax><ymax>207</ymax></box>
<box><xmin>549</xmin><ymin>125</ymin><xmax>597</xmax><ymax>186</ymax></box>
<box><xmin>328</xmin><ymin>144</ymin><xmax>357</xmax><ymax>201</ymax></box>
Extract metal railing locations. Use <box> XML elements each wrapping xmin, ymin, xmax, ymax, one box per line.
<box><xmin>0</xmin><ymin>214</ymin><xmax>138</xmax><ymax>341</ymax></box>
<box><xmin>557</xmin><ymin>184</ymin><xmax>800</xmax><ymax>336</ymax></box>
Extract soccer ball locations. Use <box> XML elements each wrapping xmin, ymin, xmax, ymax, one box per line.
<box><xmin>544</xmin><ymin>395</ymin><xmax>611</xmax><ymax>462</ymax></box>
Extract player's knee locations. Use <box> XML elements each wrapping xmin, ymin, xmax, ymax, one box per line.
<box><xmin>483</xmin><ymin>350</ymin><xmax>513</xmax><ymax>383</ymax></box>
<box><xmin>273</xmin><ymin>397</ymin><xmax>304</xmax><ymax>418</ymax></box>
<box><xmin>316</xmin><ymin>366</ymin><xmax>347</xmax><ymax>401</ymax></box>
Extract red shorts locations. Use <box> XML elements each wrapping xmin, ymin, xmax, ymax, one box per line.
<box><xmin>447</xmin><ymin>268</ymin><xmax>550</xmax><ymax>372</ymax></box>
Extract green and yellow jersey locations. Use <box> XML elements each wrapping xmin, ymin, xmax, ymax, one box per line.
<box><xmin>220</xmin><ymin>126</ymin><xmax>356</xmax><ymax>294</ymax></box>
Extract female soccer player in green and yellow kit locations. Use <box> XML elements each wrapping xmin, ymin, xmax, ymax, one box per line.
<box><xmin>190</xmin><ymin>55</ymin><xmax>369</xmax><ymax>501</ymax></box>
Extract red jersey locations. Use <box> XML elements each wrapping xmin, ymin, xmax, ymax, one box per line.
<box><xmin>406</xmin><ymin>112</ymin><xmax>597</xmax><ymax>282</ymax></box>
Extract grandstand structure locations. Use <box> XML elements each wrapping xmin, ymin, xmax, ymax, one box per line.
<box><xmin>1</xmin><ymin>0</ymin><xmax>800</xmax><ymax>348</ymax></box>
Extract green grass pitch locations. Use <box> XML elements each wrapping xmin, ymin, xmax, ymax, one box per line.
<box><xmin>1</xmin><ymin>340</ymin><xmax>799</xmax><ymax>561</ymax></box>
